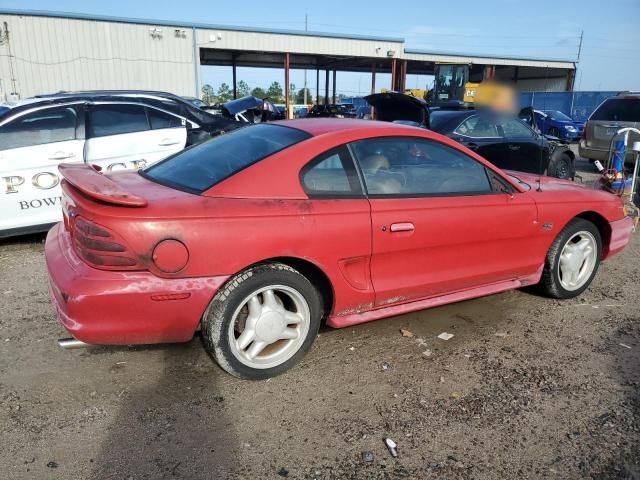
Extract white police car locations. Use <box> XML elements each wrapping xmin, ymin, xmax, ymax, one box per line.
<box><xmin>0</xmin><ymin>91</ymin><xmax>240</xmax><ymax>238</ymax></box>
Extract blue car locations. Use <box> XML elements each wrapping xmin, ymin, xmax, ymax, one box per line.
<box><xmin>527</xmin><ymin>109</ymin><xmax>585</xmax><ymax>141</ymax></box>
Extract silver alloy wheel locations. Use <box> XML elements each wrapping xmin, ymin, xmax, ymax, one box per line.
<box><xmin>558</xmin><ymin>230</ymin><xmax>598</xmax><ymax>291</ymax></box>
<box><xmin>227</xmin><ymin>285</ymin><xmax>311</xmax><ymax>369</ymax></box>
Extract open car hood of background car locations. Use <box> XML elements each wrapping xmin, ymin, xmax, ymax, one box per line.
<box><xmin>364</xmin><ymin>92</ymin><xmax>430</xmax><ymax>128</ymax></box>
<box><xmin>222</xmin><ymin>96</ymin><xmax>278</xmax><ymax>116</ymax></box>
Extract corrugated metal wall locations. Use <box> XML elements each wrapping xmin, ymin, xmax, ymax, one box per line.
<box><xmin>195</xmin><ymin>28</ymin><xmax>402</xmax><ymax>58</ymax></box>
<box><xmin>0</xmin><ymin>14</ymin><xmax>196</xmax><ymax>99</ymax></box>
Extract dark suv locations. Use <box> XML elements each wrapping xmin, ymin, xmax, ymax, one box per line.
<box><xmin>579</xmin><ymin>93</ymin><xmax>640</xmax><ymax>164</ymax></box>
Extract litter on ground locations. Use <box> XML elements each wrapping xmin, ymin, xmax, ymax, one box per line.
<box><xmin>384</xmin><ymin>437</ymin><xmax>398</xmax><ymax>457</ymax></box>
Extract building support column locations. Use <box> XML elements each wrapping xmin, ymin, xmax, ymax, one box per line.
<box><xmin>284</xmin><ymin>52</ymin><xmax>290</xmax><ymax>119</ymax></box>
<box><xmin>316</xmin><ymin>68</ymin><xmax>320</xmax><ymax>105</ymax></box>
<box><xmin>371</xmin><ymin>62</ymin><xmax>377</xmax><ymax>118</ymax></box>
<box><xmin>324</xmin><ymin>69</ymin><xmax>329</xmax><ymax>105</ymax></box>
<box><xmin>232</xmin><ymin>56</ymin><xmax>237</xmax><ymax>99</ymax></box>
<box><xmin>391</xmin><ymin>58</ymin><xmax>397</xmax><ymax>90</ymax></box>
<box><xmin>332</xmin><ymin>70</ymin><xmax>337</xmax><ymax>104</ymax></box>
<box><xmin>398</xmin><ymin>60</ymin><xmax>407</xmax><ymax>91</ymax></box>
<box><xmin>483</xmin><ymin>65</ymin><xmax>496</xmax><ymax>80</ymax></box>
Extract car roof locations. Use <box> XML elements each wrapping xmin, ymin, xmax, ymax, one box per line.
<box><xmin>274</xmin><ymin>118</ymin><xmax>423</xmax><ymax>136</ymax></box>
<box><xmin>0</xmin><ymin>90</ymin><xmax>229</xmax><ymax>127</ymax></box>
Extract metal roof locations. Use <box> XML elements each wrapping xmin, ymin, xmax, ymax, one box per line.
<box><xmin>0</xmin><ymin>9</ymin><xmax>575</xmax><ymax>71</ymax></box>
<box><xmin>0</xmin><ymin>8</ymin><xmax>405</xmax><ymax>43</ymax></box>
<box><xmin>404</xmin><ymin>48</ymin><xmax>575</xmax><ymax>68</ymax></box>
<box><xmin>404</xmin><ymin>48</ymin><xmax>575</xmax><ymax>65</ymax></box>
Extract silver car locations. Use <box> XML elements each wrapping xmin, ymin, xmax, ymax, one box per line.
<box><xmin>579</xmin><ymin>93</ymin><xmax>640</xmax><ymax>164</ymax></box>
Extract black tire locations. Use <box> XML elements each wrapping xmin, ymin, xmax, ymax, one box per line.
<box><xmin>539</xmin><ymin>218</ymin><xmax>602</xmax><ymax>299</ymax></box>
<box><xmin>548</xmin><ymin>152</ymin><xmax>573</xmax><ymax>180</ymax></box>
<box><xmin>201</xmin><ymin>262</ymin><xmax>322</xmax><ymax>379</ymax></box>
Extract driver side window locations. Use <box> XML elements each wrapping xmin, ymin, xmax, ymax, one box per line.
<box><xmin>454</xmin><ymin>115</ymin><xmax>500</xmax><ymax>138</ymax></box>
<box><xmin>499</xmin><ymin>118</ymin><xmax>536</xmax><ymax>138</ymax></box>
<box><xmin>349</xmin><ymin>137</ymin><xmax>492</xmax><ymax>196</ymax></box>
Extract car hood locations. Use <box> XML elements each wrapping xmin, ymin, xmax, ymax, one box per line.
<box><xmin>553</xmin><ymin>120</ymin><xmax>584</xmax><ymax>128</ymax></box>
<box><xmin>364</xmin><ymin>92</ymin><xmax>430</xmax><ymax>128</ymax></box>
<box><xmin>507</xmin><ymin>170</ymin><xmax>622</xmax><ymax>202</ymax></box>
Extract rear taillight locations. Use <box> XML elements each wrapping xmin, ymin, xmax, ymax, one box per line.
<box><xmin>72</xmin><ymin>217</ymin><xmax>141</xmax><ymax>270</ymax></box>
<box><xmin>581</xmin><ymin>127</ymin><xmax>587</xmax><ymax>140</ymax></box>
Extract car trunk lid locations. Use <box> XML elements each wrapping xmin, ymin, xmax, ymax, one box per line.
<box><xmin>59</xmin><ymin>163</ymin><xmax>148</xmax><ymax>207</ymax></box>
<box><xmin>364</xmin><ymin>92</ymin><xmax>430</xmax><ymax>128</ymax></box>
<box><xmin>58</xmin><ymin>164</ymin><xmax>199</xmax><ymax>271</ymax></box>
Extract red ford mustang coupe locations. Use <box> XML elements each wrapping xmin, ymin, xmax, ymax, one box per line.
<box><xmin>45</xmin><ymin>119</ymin><xmax>633</xmax><ymax>379</ymax></box>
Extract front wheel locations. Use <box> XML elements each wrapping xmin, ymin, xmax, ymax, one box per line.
<box><xmin>548</xmin><ymin>152</ymin><xmax>573</xmax><ymax>180</ymax></box>
<box><xmin>201</xmin><ymin>263</ymin><xmax>322</xmax><ymax>379</ymax></box>
<box><xmin>539</xmin><ymin>218</ymin><xmax>602</xmax><ymax>299</ymax></box>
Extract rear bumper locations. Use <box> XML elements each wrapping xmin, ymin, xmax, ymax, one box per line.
<box><xmin>603</xmin><ymin>216</ymin><xmax>634</xmax><ymax>260</ymax></box>
<box><xmin>45</xmin><ymin>224</ymin><xmax>229</xmax><ymax>345</ymax></box>
<box><xmin>579</xmin><ymin>141</ymin><xmax>608</xmax><ymax>161</ymax></box>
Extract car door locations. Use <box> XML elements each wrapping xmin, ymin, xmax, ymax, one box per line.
<box><xmin>299</xmin><ymin>146</ymin><xmax>375</xmax><ymax>314</ymax></box>
<box><xmin>498</xmin><ymin>117</ymin><xmax>546</xmax><ymax>174</ymax></box>
<box><xmin>349</xmin><ymin>136</ymin><xmax>539</xmax><ymax>306</ymax></box>
<box><xmin>84</xmin><ymin>103</ymin><xmax>187</xmax><ymax>171</ymax></box>
<box><xmin>450</xmin><ymin>113</ymin><xmax>511</xmax><ymax>169</ymax></box>
<box><xmin>0</xmin><ymin>105</ymin><xmax>85</xmax><ymax>233</ymax></box>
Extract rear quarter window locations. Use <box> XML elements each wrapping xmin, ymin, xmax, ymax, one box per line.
<box><xmin>591</xmin><ymin>98</ymin><xmax>640</xmax><ymax>122</ymax></box>
<box><xmin>142</xmin><ymin>123</ymin><xmax>311</xmax><ymax>193</ymax></box>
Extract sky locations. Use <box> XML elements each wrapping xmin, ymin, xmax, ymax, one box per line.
<box><xmin>1</xmin><ymin>0</ymin><xmax>638</xmax><ymax>96</ymax></box>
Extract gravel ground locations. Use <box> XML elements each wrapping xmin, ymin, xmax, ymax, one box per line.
<box><xmin>1</xmin><ymin>157</ymin><xmax>638</xmax><ymax>480</ymax></box>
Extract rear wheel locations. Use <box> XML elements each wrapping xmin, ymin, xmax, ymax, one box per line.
<box><xmin>539</xmin><ymin>219</ymin><xmax>601</xmax><ymax>299</ymax></box>
<box><xmin>201</xmin><ymin>262</ymin><xmax>322</xmax><ymax>379</ymax></box>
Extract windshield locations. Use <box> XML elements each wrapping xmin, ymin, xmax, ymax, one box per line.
<box><xmin>434</xmin><ymin>64</ymin><xmax>467</xmax><ymax>102</ymax></box>
<box><xmin>591</xmin><ymin>98</ymin><xmax>640</xmax><ymax>122</ymax></box>
<box><xmin>142</xmin><ymin>124</ymin><xmax>311</xmax><ymax>193</ymax></box>
<box><xmin>545</xmin><ymin>110</ymin><xmax>572</xmax><ymax>121</ymax></box>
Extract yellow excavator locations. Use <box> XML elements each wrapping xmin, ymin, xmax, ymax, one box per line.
<box><xmin>381</xmin><ymin>63</ymin><xmax>515</xmax><ymax>112</ymax></box>
<box><xmin>430</xmin><ymin>63</ymin><xmax>515</xmax><ymax>112</ymax></box>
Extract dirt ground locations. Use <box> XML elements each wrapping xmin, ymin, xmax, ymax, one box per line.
<box><xmin>1</xmin><ymin>157</ymin><xmax>639</xmax><ymax>480</ymax></box>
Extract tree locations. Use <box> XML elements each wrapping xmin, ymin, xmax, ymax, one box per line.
<box><xmin>216</xmin><ymin>83</ymin><xmax>233</xmax><ymax>102</ymax></box>
<box><xmin>250</xmin><ymin>87</ymin><xmax>267</xmax><ymax>99</ymax></box>
<box><xmin>266</xmin><ymin>81</ymin><xmax>284</xmax><ymax>103</ymax></box>
<box><xmin>237</xmin><ymin>80</ymin><xmax>250</xmax><ymax>97</ymax></box>
<box><xmin>295</xmin><ymin>88</ymin><xmax>312</xmax><ymax>104</ymax></box>
<box><xmin>201</xmin><ymin>84</ymin><xmax>215</xmax><ymax>105</ymax></box>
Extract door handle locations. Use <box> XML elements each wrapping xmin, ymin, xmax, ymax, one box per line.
<box><xmin>158</xmin><ymin>139</ymin><xmax>180</xmax><ymax>146</ymax></box>
<box><xmin>390</xmin><ymin>222</ymin><xmax>415</xmax><ymax>232</ymax></box>
<box><xmin>48</xmin><ymin>151</ymin><xmax>76</xmax><ymax>160</ymax></box>
<box><xmin>465</xmin><ymin>142</ymin><xmax>479</xmax><ymax>151</ymax></box>
<box><xmin>508</xmin><ymin>144</ymin><xmax>521</xmax><ymax>151</ymax></box>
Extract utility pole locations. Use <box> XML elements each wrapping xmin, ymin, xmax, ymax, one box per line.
<box><xmin>573</xmin><ymin>30</ymin><xmax>584</xmax><ymax>94</ymax></box>
<box><xmin>576</xmin><ymin>30</ymin><xmax>583</xmax><ymax>63</ymax></box>
<box><xmin>303</xmin><ymin>14</ymin><xmax>308</xmax><ymax>105</ymax></box>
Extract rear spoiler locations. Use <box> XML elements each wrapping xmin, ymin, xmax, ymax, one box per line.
<box><xmin>58</xmin><ymin>164</ymin><xmax>148</xmax><ymax>207</ymax></box>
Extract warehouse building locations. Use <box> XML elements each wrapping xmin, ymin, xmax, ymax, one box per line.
<box><xmin>0</xmin><ymin>9</ymin><xmax>576</xmax><ymax>105</ymax></box>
